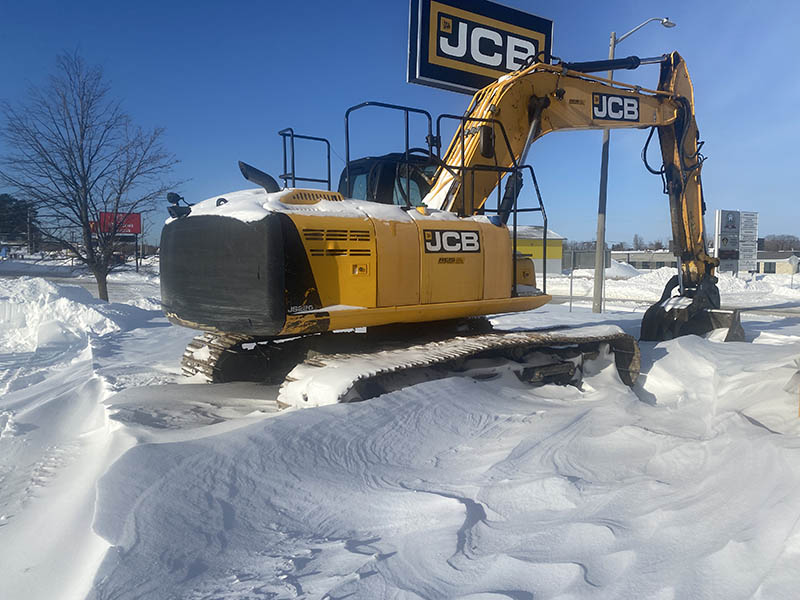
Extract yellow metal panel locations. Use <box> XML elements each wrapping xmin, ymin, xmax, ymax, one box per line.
<box><xmin>418</xmin><ymin>222</ymin><xmax>483</xmax><ymax>303</ymax></box>
<box><xmin>515</xmin><ymin>256</ymin><xmax>536</xmax><ymax>286</ymax></box>
<box><xmin>373</xmin><ymin>219</ymin><xmax>420</xmax><ymax>307</ymax></box>
<box><xmin>280</xmin><ymin>295</ymin><xmax>552</xmax><ymax>335</ymax></box>
<box><xmin>287</xmin><ymin>214</ymin><xmax>377</xmax><ymax>308</ymax></box>
<box><xmin>481</xmin><ymin>222</ymin><xmax>513</xmax><ymax>299</ymax></box>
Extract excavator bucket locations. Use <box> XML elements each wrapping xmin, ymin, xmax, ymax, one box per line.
<box><xmin>640</xmin><ymin>273</ymin><xmax>745</xmax><ymax>343</ymax></box>
<box><xmin>640</xmin><ymin>299</ymin><xmax>745</xmax><ymax>343</ymax></box>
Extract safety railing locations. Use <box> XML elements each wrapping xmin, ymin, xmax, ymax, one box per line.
<box><xmin>278</xmin><ymin>128</ymin><xmax>332</xmax><ymax>190</ymax></box>
<box><xmin>343</xmin><ymin>102</ymin><xmax>437</xmax><ymax>205</ymax></box>
<box><xmin>434</xmin><ymin>114</ymin><xmax>548</xmax><ymax>294</ymax></box>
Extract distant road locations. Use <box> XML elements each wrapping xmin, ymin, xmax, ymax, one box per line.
<box><xmin>548</xmin><ymin>294</ymin><xmax>800</xmax><ymax>318</ymax></box>
<box><xmin>0</xmin><ymin>271</ymin><xmax>154</xmax><ymax>300</ymax></box>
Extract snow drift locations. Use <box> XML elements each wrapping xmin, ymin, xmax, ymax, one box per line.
<box><xmin>3</xmin><ymin>274</ymin><xmax>800</xmax><ymax>599</ymax></box>
<box><xmin>0</xmin><ymin>278</ymin><xmax>152</xmax><ymax>353</ymax></box>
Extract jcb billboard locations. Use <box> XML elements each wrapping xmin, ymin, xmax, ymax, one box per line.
<box><xmin>408</xmin><ymin>0</ymin><xmax>553</xmax><ymax>94</ymax></box>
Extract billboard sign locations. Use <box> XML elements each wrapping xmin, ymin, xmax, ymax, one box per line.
<box><xmin>98</xmin><ymin>212</ymin><xmax>141</xmax><ymax>235</ymax></box>
<box><xmin>715</xmin><ymin>209</ymin><xmax>740</xmax><ymax>272</ymax></box>
<box><xmin>714</xmin><ymin>210</ymin><xmax>758</xmax><ymax>273</ymax></box>
<box><xmin>739</xmin><ymin>211</ymin><xmax>758</xmax><ymax>272</ymax></box>
<box><xmin>408</xmin><ymin>0</ymin><xmax>553</xmax><ymax>94</ymax></box>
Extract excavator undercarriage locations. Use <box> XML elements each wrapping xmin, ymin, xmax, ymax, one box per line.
<box><xmin>180</xmin><ymin>322</ymin><xmax>640</xmax><ymax>407</ymax></box>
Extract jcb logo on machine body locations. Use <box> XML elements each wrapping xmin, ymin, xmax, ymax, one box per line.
<box><xmin>592</xmin><ymin>93</ymin><xmax>639</xmax><ymax>122</ymax></box>
<box><xmin>424</xmin><ymin>229</ymin><xmax>481</xmax><ymax>253</ymax></box>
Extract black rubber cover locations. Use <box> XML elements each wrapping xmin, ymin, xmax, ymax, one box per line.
<box><xmin>160</xmin><ymin>213</ymin><xmax>286</xmax><ymax>335</ymax></box>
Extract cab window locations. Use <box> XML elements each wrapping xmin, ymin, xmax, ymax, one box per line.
<box><xmin>393</xmin><ymin>177</ymin><xmax>423</xmax><ymax>206</ymax></box>
<box><xmin>349</xmin><ymin>172</ymin><xmax>368</xmax><ymax>200</ymax></box>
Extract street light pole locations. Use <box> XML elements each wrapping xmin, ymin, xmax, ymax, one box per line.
<box><xmin>592</xmin><ymin>17</ymin><xmax>675</xmax><ymax>313</ymax></box>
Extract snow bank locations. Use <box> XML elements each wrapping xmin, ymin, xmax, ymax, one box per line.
<box><xmin>550</xmin><ymin>265</ymin><xmax>800</xmax><ymax>308</ymax></box>
<box><xmin>90</xmin><ymin>328</ymin><xmax>800</xmax><ymax>598</ymax></box>
<box><xmin>0</xmin><ymin>278</ymin><xmax>156</xmax><ymax>352</ymax></box>
<box><xmin>0</xmin><ymin>275</ymin><xmax>188</xmax><ymax>600</ymax></box>
<box><xmin>573</xmin><ymin>259</ymin><xmax>640</xmax><ymax>280</ymax></box>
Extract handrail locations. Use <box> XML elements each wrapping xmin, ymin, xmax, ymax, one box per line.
<box><xmin>344</xmin><ymin>102</ymin><xmax>435</xmax><ymax>202</ymax></box>
<box><xmin>278</xmin><ymin>128</ymin><xmax>332</xmax><ymax>190</ymax></box>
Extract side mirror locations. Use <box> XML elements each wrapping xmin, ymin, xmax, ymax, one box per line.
<box><xmin>167</xmin><ymin>205</ymin><xmax>191</xmax><ymax>219</ymax></box>
<box><xmin>167</xmin><ymin>192</ymin><xmax>183</xmax><ymax>205</ymax></box>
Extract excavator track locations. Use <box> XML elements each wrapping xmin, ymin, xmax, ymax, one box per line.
<box><xmin>181</xmin><ymin>326</ymin><xmax>640</xmax><ymax>409</ymax></box>
<box><xmin>182</xmin><ymin>332</ymin><xmax>256</xmax><ymax>382</ymax></box>
<box><xmin>181</xmin><ymin>332</ymin><xmax>311</xmax><ymax>384</ymax></box>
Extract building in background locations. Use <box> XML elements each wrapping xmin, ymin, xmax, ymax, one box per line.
<box><xmin>610</xmin><ymin>250</ymin><xmax>677</xmax><ymax>270</ymax></box>
<box><xmin>513</xmin><ymin>226</ymin><xmax>564</xmax><ymax>277</ymax></box>
<box><xmin>756</xmin><ymin>251</ymin><xmax>800</xmax><ymax>274</ymax></box>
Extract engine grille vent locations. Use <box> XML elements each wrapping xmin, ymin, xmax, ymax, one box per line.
<box><xmin>302</xmin><ymin>228</ymin><xmax>371</xmax><ymax>242</ymax></box>
<box><xmin>282</xmin><ymin>190</ymin><xmax>343</xmax><ymax>205</ymax></box>
<box><xmin>309</xmin><ymin>248</ymin><xmax>372</xmax><ymax>257</ymax></box>
<box><xmin>302</xmin><ymin>228</ymin><xmax>324</xmax><ymax>241</ymax></box>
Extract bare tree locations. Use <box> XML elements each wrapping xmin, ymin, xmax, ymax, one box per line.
<box><xmin>763</xmin><ymin>234</ymin><xmax>800</xmax><ymax>252</ymax></box>
<box><xmin>0</xmin><ymin>51</ymin><xmax>177</xmax><ymax>300</ymax></box>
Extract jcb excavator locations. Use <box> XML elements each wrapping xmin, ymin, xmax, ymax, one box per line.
<box><xmin>160</xmin><ymin>51</ymin><xmax>742</xmax><ymax>407</ymax></box>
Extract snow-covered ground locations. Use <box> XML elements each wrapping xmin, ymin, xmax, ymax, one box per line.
<box><xmin>551</xmin><ymin>260</ymin><xmax>800</xmax><ymax>312</ymax></box>
<box><xmin>0</xmin><ymin>255</ymin><xmax>159</xmax><ymax>283</ymax></box>
<box><xmin>2</xmin><ymin>268</ymin><xmax>800</xmax><ymax>599</ymax></box>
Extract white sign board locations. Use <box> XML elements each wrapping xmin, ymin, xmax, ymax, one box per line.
<box><xmin>715</xmin><ymin>209</ymin><xmax>740</xmax><ymax>273</ymax></box>
<box><xmin>739</xmin><ymin>211</ymin><xmax>758</xmax><ymax>272</ymax></box>
<box><xmin>714</xmin><ymin>209</ymin><xmax>759</xmax><ymax>273</ymax></box>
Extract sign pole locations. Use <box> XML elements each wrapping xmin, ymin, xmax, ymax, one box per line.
<box><xmin>592</xmin><ymin>34</ymin><xmax>615</xmax><ymax>314</ymax></box>
<box><xmin>135</xmin><ymin>234</ymin><xmax>139</xmax><ymax>272</ymax></box>
<box><xmin>569</xmin><ymin>251</ymin><xmax>575</xmax><ymax>312</ymax></box>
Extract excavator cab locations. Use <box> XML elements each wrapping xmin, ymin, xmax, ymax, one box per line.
<box><xmin>276</xmin><ymin>127</ymin><xmax>439</xmax><ymax>208</ymax></box>
<box><xmin>336</xmin><ymin>152</ymin><xmax>437</xmax><ymax>207</ymax></box>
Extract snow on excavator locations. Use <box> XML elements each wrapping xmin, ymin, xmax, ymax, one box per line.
<box><xmin>160</xmin><ymin>51</ymin><xmax>741</xmax><ymax>407</ymax></box>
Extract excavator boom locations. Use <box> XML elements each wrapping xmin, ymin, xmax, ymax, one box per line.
<box><xmin>421</xmin><ymin>51</ymin><xmax>741</xmax><ymax>342</ymax></box>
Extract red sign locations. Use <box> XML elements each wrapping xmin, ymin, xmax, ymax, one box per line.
<box><xmin>99</xmin><ymin>212</ymin><xmax>141</xmax><ymax>234</ymax></box>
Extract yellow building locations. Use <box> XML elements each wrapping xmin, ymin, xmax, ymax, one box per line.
<box><xmin>511</xmin><ymin>225</ymin><xmax>564</xmax><ymax>278</ymax></box>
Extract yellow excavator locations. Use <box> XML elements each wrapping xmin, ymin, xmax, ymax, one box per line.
<box><xmin>160</xmin><ymin>51</ymin><xmax>742</xmax><ymax>407</ymax></box>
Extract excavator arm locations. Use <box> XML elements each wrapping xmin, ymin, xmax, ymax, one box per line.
<box><xmin>423</xmin><ymin>51</ymin><xmax>742</xmax><ymax>342</ymax></box>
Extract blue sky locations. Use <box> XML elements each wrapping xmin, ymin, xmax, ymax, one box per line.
<box><xmin>1</xmin><ymin>0</ymin><xmax>798</xmax><ymax>245</ymax></box>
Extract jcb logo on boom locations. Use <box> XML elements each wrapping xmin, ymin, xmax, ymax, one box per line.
<box><xmin>435</xmin><ymin>9</ymin><xmax>539</xmax><ymax>74</ymax></box>
<box><xmin>424</xmin><ymin>230</ymin><xmax>481</xmax><ymax>253</ymax></box>
<box><xmin>592</xmin><ymin>93</ymin><xmax>639</xmax><ymax>122</ymax></box>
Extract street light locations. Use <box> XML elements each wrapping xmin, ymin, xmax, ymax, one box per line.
<box><xmin>592</xmin><ymin>17</ymin><xmax>676</xmax><ymax>313</ymax></box>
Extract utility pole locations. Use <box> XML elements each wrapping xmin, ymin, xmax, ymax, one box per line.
<box><xmin>592</xmin><ymin>17</ymin><xmax>675</xmax><ymax>313</ymax></box>
<box><xmin>591</xmin><ymin>33</ymin><xmax>613</xmax><ymax>313</ymax></box>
